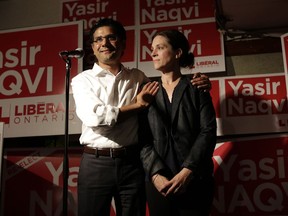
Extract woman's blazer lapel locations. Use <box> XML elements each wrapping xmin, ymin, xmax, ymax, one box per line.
<box><xmin>171</xmin><ymin>78</ymin><xmax>189</xmax><ymax>124</ymax></box>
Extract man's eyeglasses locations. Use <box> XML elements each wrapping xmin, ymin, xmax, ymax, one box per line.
<box><xmin>93</xmin><ymin>34</ymin><xmax>118</xmax><ymax>44</ymax></box>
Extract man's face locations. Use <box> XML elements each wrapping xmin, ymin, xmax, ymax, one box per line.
<box><xmin>91</xmin><ymin>26</ymin><xmax>125</xmax><ymax>67</ymax></box>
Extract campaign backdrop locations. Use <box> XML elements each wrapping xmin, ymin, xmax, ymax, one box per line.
<box><xmin>212</xmin><ymin>135</ymin><xmax>288</xmax><ymax>216</ymax></box>
<box><xmin>0</xmin><ymin>0</ymin><xmax>227</xmax><ymax>138</ymax></box>
<box><xmin>1</xmin><ymin>2</ymin><xmax>288</xmax><ymax>216</ymax></box>
<box><xmin>0</xmin><ymin>4</ymin><xmax>286</xmax><ymax>137</ymax></box>
<box><xmin>214</xmin><ymin>73</ymin><xmax>288</xmax><ymax>136</ymax></box>
<box><xmin>1</xmin><ymin>69</ymin><xmax>288</xmax><ymax>137</ymax></box>
<box><xmin>0</xmin><ymin>21</ymin><xmax>83</xmax><ymax>137</ymax></box>
<box><xmin>1</xmin><ymin>135</ymin><xmax>288</xmax><ymax>216</ymax></box>
<box><xmin>1</xmin><ymin>1</ymin><xmax>286</xmax><ymax>138</ymax></box>
<box><xmin>62</xmin><ymin>0</ymin><xmax>226</xmax><ymax>75</ymax></box>
<box><xmin>2</xmin><ymin>71</ymin><xmax>288</xmax><ymax>137</ymax></box>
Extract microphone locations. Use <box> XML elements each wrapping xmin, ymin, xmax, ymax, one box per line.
<box><xmin>59</xmin><ymin>48</ymin><xmax>85</xmax><ymax>58</ymax></box>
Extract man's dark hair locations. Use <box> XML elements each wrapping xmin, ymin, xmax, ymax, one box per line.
<box><xmin>89</xmin><ymin>18</ymin><xmax>126</xmax><ymax>44</ymax></box>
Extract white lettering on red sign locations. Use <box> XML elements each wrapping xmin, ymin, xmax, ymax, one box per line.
<box><xmin>141</xmin><ymin>28</ymin><xmax>202</xmax><ymax>61</ymax></box>
<box><xmin>214</xmin><ymin>149</ymin><xmax>286</xmax><ymax>182</ymax></box>
<box><xmin>141</xmin><ymin>0</ymin><xmax>198</xmax><ymax>23</ymax></box>
<box><xmin>64</xmin><ymin>0</ymin><xmax>109</xmax><ymax>16</ymax></box>
<box><xmin>0</xmin><ymin>41</ymin><xmax>41</xmax><ymax>68</ymax></box>
<box><xmin>213</xmin><ymin>149</ymin><xmax>287</xmax><ymax>213</ymax></box>
<box><xmin>62</xmin><ymin>0</ymin><xmax>117</xmax><ymax>31</ymax></box>
<box><xmin>45</xmin><ymin>161</ymin><xmax>78</xmax><ymax>187</ymax></box>
<box><xmin>226</xmin><ymin>78</ymin><xmax>288</xmax><ymax>115</ymax></box>
<box><xmin>0</xmin><ymin>40</ymin><xmax>54</xmax><ymax>97</ymax></box>
<box><xmin>228</xmin><ymin>78</ymin><xmax>280</xmax><ymax>97</ymax></box>
<box><xmin>0</xmin><ymin>67</ymin><xmax>53</xmax><ymax>96</ymax></box>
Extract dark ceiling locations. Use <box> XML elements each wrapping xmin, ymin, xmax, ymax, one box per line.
<box><xmin>215</xmin><ymin>0</ymin><xmax>288</xmax><ymax>39</ymax></box>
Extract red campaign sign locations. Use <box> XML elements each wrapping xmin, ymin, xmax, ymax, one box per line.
<box><xmin>0</xmin><ymin>22</ymin><xmax>83</xmax><ymax>100</ymax></box>
<box><xmin>224</xmin><ymin>75</ymin><xmax>288</xmax><ymax>116</ymax></box>
<box><xmin>62</xmin><ymin>0</ymin><xmax>135</xmax><ymax>32</ymax></box>
<box><xmin>139</xmin><ymin>22</ymin><xmax>221</xmax><ymax>62</ymax></box>
<box><xmin>212</xmin><ymin>135</ymin><xmax>288</xmax><ymax>216</ymax></box>
<box><xmin>139</xmin><ymin>0</ymin><xmax>215</xmax><ymax>24</ymax></box>
<box><xmin>122</xmin><ymin>30</ymin><xmax>136</xmax><ymax>62</ymax></box>
<box><xmin>1</xmin><ymin>148</ymin><xmax>81</xmax><ymax>216</ymax></box>
<box><xmin>1</xmin><ymin>147</ymin><xmax>121</xmax><ymax>216</ymax></box>
<box><xmin>2</xmin><ymin>135</ymin><xmax>288</xmax><ymax>216</ymax></box>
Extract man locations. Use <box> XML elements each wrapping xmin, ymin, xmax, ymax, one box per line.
<box><xmin>71</xmin><ymin>18</ymin><xmax>211</xmax><ymax>216</ymax></box>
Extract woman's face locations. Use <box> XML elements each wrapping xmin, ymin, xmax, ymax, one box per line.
<box><xmin>150</xmin><ymin>35</ymin><xmax>179</xmax><ymax>72</ymax></box>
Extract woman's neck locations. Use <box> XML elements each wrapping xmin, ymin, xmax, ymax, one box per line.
<box><xmin>161</xmin><ymin>71</ymin><xmax>182</xmax><ymax>85</ymax></box>
<box><xmin>161</xmin><ymin>71</ymin><xmax>182</xmax><ymax>102</ymax></box>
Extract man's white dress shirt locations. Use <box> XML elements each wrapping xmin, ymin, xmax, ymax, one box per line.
<box><xmin>71</xmin><ymin>63</ymin><xmax>149</xmax><ymax>148</ymax></box>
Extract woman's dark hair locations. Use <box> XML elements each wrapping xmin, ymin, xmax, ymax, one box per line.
<box><xmin>89</xmin><ymin>18</ymin><xmax>126</xmax><ymax>44</ymax></box>
<box><xmin>153</xmin><ymin>29</ymin><xmax>194</xmax><ymax>68</ymax></box>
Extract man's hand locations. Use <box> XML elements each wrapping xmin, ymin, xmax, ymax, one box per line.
<box><xmin>118</xmin><ymin>81</ymin><xmax>159</xmax><ymax>122</ymax></box>
<box><xmin>136</xmin><ymin>81</ymin><xmax>159</xmax><ymax>108</ymax></box>
<box><xmin>191</xmin><ymin>72</ymin><xmax>211</xmax><ymax>92</ymax></box>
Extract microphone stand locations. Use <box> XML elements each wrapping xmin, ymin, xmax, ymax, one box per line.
<box><xmin>59</xmin><ymin>48</ymin><xmax>84</xmax><ymax>216</ymax></box>
<box><xmin>60</xmin><ymin>55</ymin><xmax>71</xmax><ymax>216</ymax></box>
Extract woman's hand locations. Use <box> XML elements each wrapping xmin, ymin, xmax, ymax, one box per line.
<box><xmin>165</xmin><ymin>168</ymin><xmax>193</xmax><ymax>195</ymax></box>
<box><xmin>152</xmin><ymin>174</ymin><xmax>170</xmax><ymax>196</ymax></box>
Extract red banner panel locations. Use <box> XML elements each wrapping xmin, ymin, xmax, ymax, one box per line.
<box><xmin>2</xmin><ymin>135</ymin><xmax>288</xmax><ymax>215</ymax></box>
<box><xmin>212</xmin><ymin>73</ymin><xmax>288</xmax><ymax>136</ymax></box>
<box><xmin>62</xmin><ymin>0</ymin><xmax>135</xmax><ymax>32</ymax></box>
<box><xmin>212</xmin><ymin>135</ymin><xmax>288</xmax><ymax>216</ymax></box>
<box><xmin>0</xmin><ymin>22</ymin><xmax>83</xmax><ymax>100</ymax></box>
<box><xmin>224</xmin><ymin>75</ymin><xmax>288</xmax><ymax>116</ymax></box>
<box><xmin>139</xmin><ymin>0</ymin><xmax>215</xmax><ymax>24</ymax></box>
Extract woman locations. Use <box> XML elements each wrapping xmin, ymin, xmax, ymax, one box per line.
<box><xmin>139</xmin><ymin>29</ymin><xmax>217</xmax><ymax>216</ymax></box>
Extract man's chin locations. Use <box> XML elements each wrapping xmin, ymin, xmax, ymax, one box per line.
<box><xmin>99</xmin><ymin>55</ymin><xmax>113</xmax><ymax>62</ymax></box>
